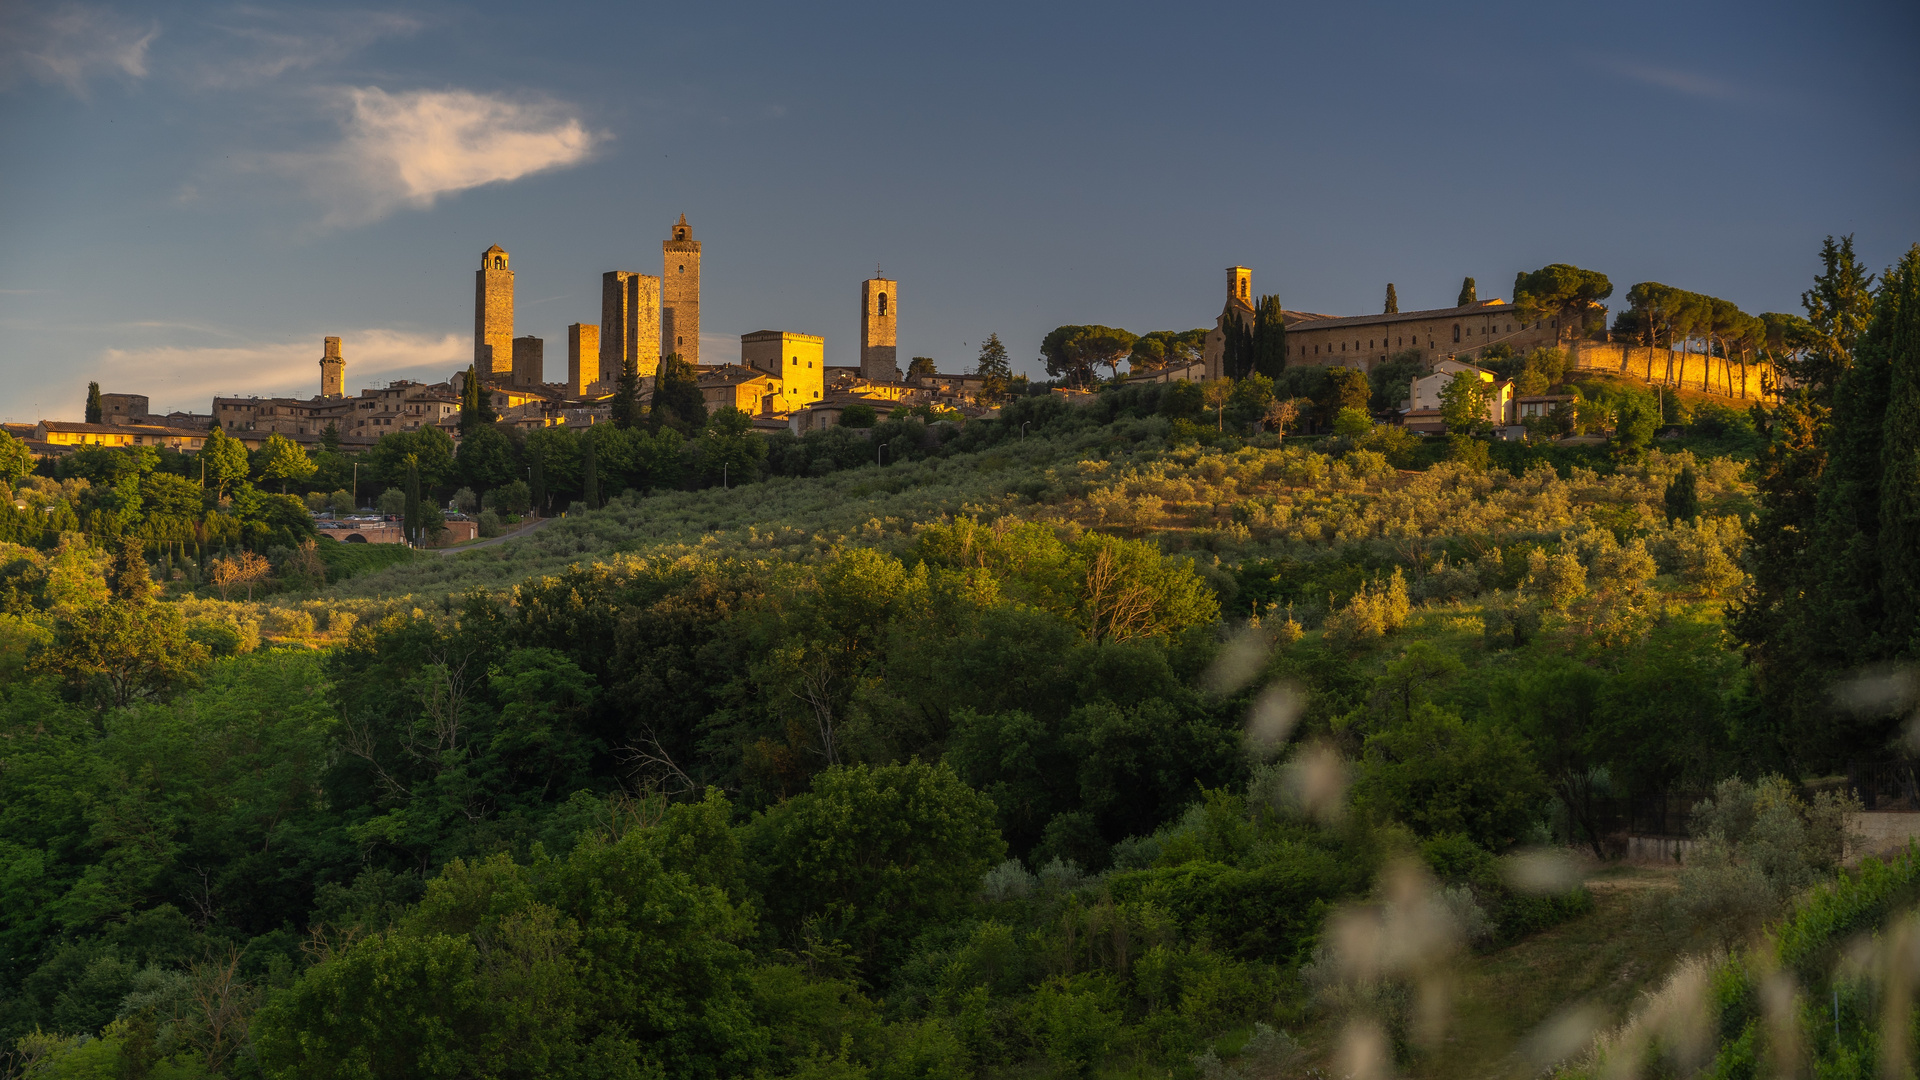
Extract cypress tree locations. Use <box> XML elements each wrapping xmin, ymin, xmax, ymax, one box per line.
<box><xmin>1662</xmin><ymin>466</ymin><xmax>1699</xmax><ymax>522</ymax></box>
<box><xmin>85</xmin><ymin>382</ymin><xmax>102</xmax><ymax>424</ymax></box>
<box><xmin>1384</xmin><ymin>284</ymin><xmax>1399</xmax><ymax>315</ymax></box>
<box><xmin>322</xmin><ymin>422</ymin><xmax>340</xmax><ymax>453</ymax></box>
<box><xmin>1253</xmin><ymin>295</ymin><xmax>1288</xmax><ymax>378</ymax></box>
<box><xmin>403</xmin><ymin>457</ymin><xmax>422</xmax><ymax>546</ymax></box>
<box><xmin>612</xmin><ymin>353</ymin><xmax>642</xmax><ymax>430</ymax></box>
<box><xmin>1740</xmin><ymin>244</ymin><xmax>1916</xmax><ymax>767</ymax></box>
<box><xmin>582</xmin><ymin>435</ymin><xmax>600</xmax><ymax>510</ymax></box>
<box><xmin>529</xmin><ymin>447</ymin><xmax>547</xmax><ymax>517</ymax></box>
<box><xmin>1872</xmin><ymin>245</ymin><xmax>1920</xmax><ymax>654</ymax></box>
<box><xmin>459</xmin><ymin>365</ymin><xmax>496</xmax><ymax>432</ymax></box>
<box><xmin>1457</xmin><ymin>277</ymin><xmax>1476</xmax><ymax>307</ymax></box>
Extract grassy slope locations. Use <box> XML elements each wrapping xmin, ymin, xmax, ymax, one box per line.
<box><xmin>1286</xmin><ymin>866</ymin><xmax>1686</xmax><ymax>1080</ymax></box>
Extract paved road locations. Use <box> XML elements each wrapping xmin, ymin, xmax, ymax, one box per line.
<box><xmin>434</xmin><ymin>515</ymin><xmax>555</xmax><ymax>555</ymax></box>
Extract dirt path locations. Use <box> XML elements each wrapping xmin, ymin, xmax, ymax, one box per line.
<box><xmin>433</xmin><ymin>516</ymin><xmax>554</xmax><ymax>555</ymax></box>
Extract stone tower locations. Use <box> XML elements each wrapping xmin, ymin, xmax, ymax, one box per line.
<box><xmin>319</xmin><ymin>336</ymin><xmax>345</xmax><ymax>398</ymax></box>
<box><xmin>601</xmin><ymin>271</ymin><xmax>662</xmax><ymax>386</ymax></box>
<box><xmin>475</xmin><ymin>245</ymin><xmax>515</xmax><ymax>375</ymax></box>
<box><xmin>1228</xmin><ymin>266</ymin><xmax>1252</xmax><ymax>308</ymax></box>
<box><xmin>661</xmin><ymin>214</ymin><xmax>701</xmax><ymax>365</ymax></box>
<box><xmin>860</xmin><ymin>277</ymin><xmax>899</xmax><ymax>382</ymax></box>
<box><xmin>568</xmin><ymin>323</ymin><xmax>600</xmax><ymax>396</ymax></box>
<box><xmin>512</xmin><ymin>336</ymin><xmax>544</xmax><ymax>388</ymax></box>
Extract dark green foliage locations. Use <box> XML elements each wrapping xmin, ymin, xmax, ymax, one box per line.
<box><xmin>1737</xmin><ymin>243</ymin><xmax>1917</xmax><ymax>768</ymax></box>
<box><xmin>84</xmin><ymin>382</ymin><xmax>102</xmax><ymax>425</ymax></box>
<box><xmin>456</xmin><ymin>423</ymin><xmax>518</xmax><ymax>500</ymax></box>
<box><xmin>1513</xmin><ymin>263</ymin><xmax>1613</xmax><ymax>341</ymax></box>
<box><xmin>1317</xmin><ymin>365</ymin><xmax>1371</xmax><ymax>425</ymax></box>
<box><xmin>840</xmin><ymin>402</ymin><xmax>878</xmax><ymax>428</ymax></box>
<box><xmin>1042</xmin><ymin>325</ymin><xmax>1139</xmax><ymax>384</ymax></box>
<box><xmin>1663</xmin><ymin>465</ymin><xmax>1699</xmax><ymax>521</ymax></box>
<box><xmin>650</xmin><ymin>353</ymin><xmax>707</xmax><ymax>434</ymax></box>
<box><xmin>1109</xmin><ymin>854</ymin><xmax>1358</xmax><ymax>963</ymax></box>
<box><xmin>746</xmin><ymin>762</ymin><xmax>1005</xmax><ymax>974</ymax></box>
<box><xmin>1369</xmin><ymin>350</ymin><xmax>1425</xmax><ymax>412</ymax></box>
<box><xmin>1253</xmin><ymin>295</ymin><xmax>1287</xmax><ymax>378</ymax></box>
<box><xmin>1457</xmin><ymin>277</ymin><xmax>1476</xmax><ymax>307</ymax></box>
<box><xmin>458</xmin><ymin>365</ymin><xmax>497</xmax><ymax>432</ymax></box>
<box><xmin>612</xmin><ymin>350</ymin><xmax>644</xmax><ymax>430</ymax></box>
<box><xmin>581</xmin><ymin>434</ymin><xmax>600</xmax><ymax>509</ymax></box>
<box><xmin>1384</xmin><ymin>283</ymin><xmax>1398</xmax><ymax>315</ymax></box>
<box><xmin>1350</xmin><ymin>706</ymin><xmax>1548</xmax><ymax>850</ymax></box>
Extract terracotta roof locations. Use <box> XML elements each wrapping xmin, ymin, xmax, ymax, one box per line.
<box><xmin>698</xmin><ymin>364</ymin><xmax>776</xmax><ymax>386</ymax></box>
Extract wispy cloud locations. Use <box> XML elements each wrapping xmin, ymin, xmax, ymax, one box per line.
<box><xmin>96</xmin><ymin>328</ymin><xmax>466</xmax><ymax>414</ymax></box>
<box><xmin>0</xmin><ymin>2</ymin><xmax>157</xmax><ymax>98</ymax></box>
<box><xmin>188</xmin><ymin>7</ymin><xmax>421</xmax><ymax>89</ymax></box>
<box><xmin>1598</xmin><ymin>58</ymin><xmax>1750</xmax><ymax>103</ymax></box>
<box><xmin>280</xmin><ymin>87</ymin><xmax>598</xmax><ymax>226</ymax></box>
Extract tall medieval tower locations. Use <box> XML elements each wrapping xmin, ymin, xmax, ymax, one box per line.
<box><xmin>601</xmin><ymin>271</ymin><xmax>662</xmax><ymax>385</ymax></box>
<box><xmin>475</xmin><ymin>245</ymin><xmax>515</xmax><ymax>375</ymax></box>
<box><xmin>661</xmin><ymin>215</ymin><xmax>701</xmax><ymax>365</ymax></box>
<box><xmin>319</xmin><ymin>336</ymin><xmax>345</xmax><ymax>398</ymax></box>
<box><xmin>860</xmin><ymin>276</ymin><xmax>898</xmax><ymax>382</ymax></box>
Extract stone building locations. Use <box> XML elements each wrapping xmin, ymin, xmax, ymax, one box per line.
<box><xmin>1200</xmin><ymin>264</ymin><xmax>1566</xmax><ymax>377</ymax></box>
<box><xmin>475</xmin><ymin>245</ymin><xmax>514</xmax><ymax>373</ymax></box>
<box><xmin>860</xmin><ymin>276</ymin><xmax>899</xmax><ymax>382</ymax></box>
<box><xmin>741</xmin><ymin>330</ymin><xmax>824</xmax><ymax>412</ymax></box>
<box><xmin>320</xmin><ymin>336</ymin><xmax>345</xmax><ymax>398</ymax></box>
<box><xmin>601</xmin><ymin>271</ymin><xmax>662</xmax><ymax>384</ymax></box>
<box><xmin>697</xmin><ymin>364</ymin><xmax>783</xmax><ymax>415</ymax></box>
<box><xmin>97</xmin><ymin>393</ymin><xmax>150</xmax><ymax>425</ymax></box>
<box><xmin>1283</xmin><ymin>299</ymin><xmax>1559</xmax><ymax>372</ymax></box>
<box><xmin>511</xmin><ymin>336</ymin><xmax>544</xmax><ymax>388</ymax></box>
<box><xmin>568</xmin><ymin>323</ymin><xmax>601</xmax><ymax>397</ymax></box>
<box><xmin>1401</xmin><ymin>359</ymin><xmax>1513</xmax><ymax>433</ymax></box>
<box><xmin>662</xmin><ymin>215</ymin><xmax>701</xmax><ymax>364</ymax></box>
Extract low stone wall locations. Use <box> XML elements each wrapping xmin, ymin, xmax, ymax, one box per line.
<box><xmin>1568</xmin><ymin>341</ymin><xmax>1769</xmax><ymax>402</ymax></box>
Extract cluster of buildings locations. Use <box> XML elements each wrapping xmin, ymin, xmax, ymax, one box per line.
<box><xmin>11</xmin><ymin>230</ymin><xmax>1597</xmax><ymax>462</ymax></box>
<box><xmin>1166</xmin><ymin>266</ymin><xmax>1580</xmax><ymax>433</ymax></box>
<box><xmin>13</xmin><ymin>217</ymin><xmax>995</xmax><ymax>461</ymax></box>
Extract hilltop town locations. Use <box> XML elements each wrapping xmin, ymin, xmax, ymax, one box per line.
<box><xmin>9</xmin><ymin>214</ymin><xmax>1789</xmax><ymax>472</ymax></box>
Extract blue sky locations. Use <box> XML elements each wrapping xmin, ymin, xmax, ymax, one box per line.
<box><xmin>2</xmin><ymin>0</ymin><xmax>1915</xmax><ymax>419</ymax></box>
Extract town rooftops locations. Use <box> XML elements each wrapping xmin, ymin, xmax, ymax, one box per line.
<box><xmin>698</xmin><ymin>364</ymin><xmax>777</xmax><ymax>386</ymax></box>
<box><xmin>36</xmin><ymin>420</ymin><xmax>207</xmax><ymax>437</ymax></box>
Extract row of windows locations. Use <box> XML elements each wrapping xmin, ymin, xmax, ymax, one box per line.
<box><xmin>1292</xmin><ymin>319</ymin><xmax>1546</xmax><ymax>356</ymax></box>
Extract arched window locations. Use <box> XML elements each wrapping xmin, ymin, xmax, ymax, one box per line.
<box><xmin>678</xmin><ymin>265</ymin><xmax>685</xmax><ymax>274</ymax></box>
<box><xmin>1452</xmin><ymin>324</ymin><xmax>1461</xmax><ymax>343</ymax></box>
<box><xmin>493</xmin><ymin>256</ymin><xmax>504</xmax><ymax>269</ymax></box>
<box><xmin>878</xmin><ymin>293</ymin><xmax>888</xmax><ymax>316</ymax></box>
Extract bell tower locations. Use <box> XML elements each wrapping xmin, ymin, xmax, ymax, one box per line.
<box><xmin>475</xmin><ymin>245</ymin><xmax>515</xmax><ymax>375</ymax></box>
<box><xmin>860</xmin><ymin>276</ymin><xmax>898</xmax><ymax>382</ymax></box>
<box><xmin>319</xmin><ymin>336</ymin><xmax>345</xmax><ymax>398</ymax></box>
<box><xmin>661</xmin><ymin>215</ymin><xmax>701</xmax><ymax>366</ymax></box>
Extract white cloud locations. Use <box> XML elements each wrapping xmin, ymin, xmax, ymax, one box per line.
<box><xmin>1600</xmin><ymin>58</ymin><xmax>1749</xmax><ymax>103</ymax></box>
<box><xmin>95</xmin><ymin>329</ymin><xmax>467</xmax><ymax>415</ymax></box>
<box><xmin>0</xmin><ymin>2</ymin><xmax>157</xmax><ymax>97</ymax></box>
<box><xmin>189</xmin><ymin>8</ymin><xmax>421</xmax><ymax>89</ymax></box>
<box><xmin>287</xmin><ymin>87</ymin><xmax>598</xmax><ymax>226</ymax></box>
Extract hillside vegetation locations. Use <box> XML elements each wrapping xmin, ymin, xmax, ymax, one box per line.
<box><xmin>1</xmin><ymin>240</ymin><xmax>1916</xmax><ymax>1079</ymax></box>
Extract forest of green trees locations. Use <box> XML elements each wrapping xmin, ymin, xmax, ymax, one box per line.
<box><xmin>0</xmin><ymin>238</ymin><xmax>1916</xmax><ymax>1078</ymax></box>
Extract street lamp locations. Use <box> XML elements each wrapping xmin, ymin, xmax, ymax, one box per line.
<box><xmin>877</xmin><ymin>443</ymin><xmax>889</xmax><ymax>467</ymax></box>
<box><xmin>1021</xmin><ymin>421</ymin><xmax>1031</xmax><ymax>441</ymax></box>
